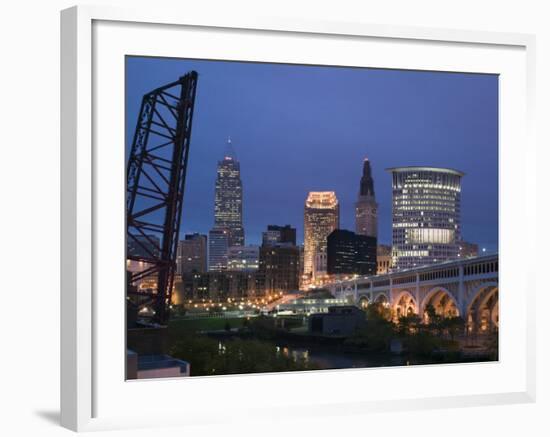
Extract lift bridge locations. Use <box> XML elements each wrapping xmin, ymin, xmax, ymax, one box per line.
<box><xmin>126</xmin><ymin>71</ymin><xmax>198</xmax><ymax>324</ymax></box>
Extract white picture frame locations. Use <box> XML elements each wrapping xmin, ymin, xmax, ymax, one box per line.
<box><xmin>60</xmin><ymin>5</ymin><xmax>536</xmax><ymax>432</ymax></box>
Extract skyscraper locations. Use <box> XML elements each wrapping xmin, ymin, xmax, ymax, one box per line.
<box><xmin>355</xmin><ymin>158</ymin><xmax>378</xmax><ymax>238</ymax></box>
<box><xmin>176</xmin><ymin>233</ymin><xmax>207</xmax><ymax>274</ymax></box>
<box><xmin>327</xmin><ymin>229</ymin><xmax>377</xmax><ymax>276</ymax></box>
<box><xmin>214</xmin><ymin>138</ymin><xmax>244</xmax><ymax>246</ymax></box>
<box><xmin>303</xmin><ymin>192</ymin><xmax>340</xmax><ymax>279</ymax></box>
<box><xmin>387</xmin><ymin>167</ymin><xmax>464</xmax><ymax>269</ymax></box>
<box><xmin>208</xmin><ymin>227</ymin><xmax>230</xmax><ymax>271</ymax></box>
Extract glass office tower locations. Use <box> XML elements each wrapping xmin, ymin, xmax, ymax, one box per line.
<box><xmin>387</xmin><ymin>167</ymin><xmax>463</xmax><ymax>270</ymax></box>
<box><xmin>214</xmin><ymin>138</ymin><xmax>244</xmax><ymax>246</ymax></box>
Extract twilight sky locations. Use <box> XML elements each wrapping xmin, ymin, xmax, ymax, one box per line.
<box><xmin>126</xmin><ymin>57</ymin><xmax>499</xmax><ymax>252</ymax></box>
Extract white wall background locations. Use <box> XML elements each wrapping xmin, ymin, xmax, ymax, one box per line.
<box><xmin>0</xmin><ymin>0</ymin><xmax>547</xmax><ymax>435</ymax></box>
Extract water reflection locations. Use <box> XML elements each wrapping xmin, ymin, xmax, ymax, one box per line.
<box><xmin>275</xmin><ymin>343</ymin><xmax>406</xmax><ymax>369</ymax></box>
<box><xmin>220</xmin><ymin>339</ymin><xmax>409</xmax><ymax>370</ymax></box>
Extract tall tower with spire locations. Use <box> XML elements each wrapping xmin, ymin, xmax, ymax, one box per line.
<box><xmin>213</xmin><ymin>137</ymin><xmax>244</xmax><ymax>247</ymax></box>
<box><xmin>355</xmin><ymin>158</ymin><xmax>378</xmax><ymax>239</ymax></box>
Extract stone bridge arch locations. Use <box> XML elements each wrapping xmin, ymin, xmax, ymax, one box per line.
<box><xmin>357</xmin><ymin>294</ymin><xmax>370</xmax><ymax>309</ymax></box>
<box><xmin>373</xmin><ymin>292</ymin><xmax>389</xmax><ymax>306</ymax></box>
<box><xmin>420</xmin><ymin>286</ymin><xmax>460</xmax><ymax>320</ymax></box>
<box><xmin>466</xmin><ymin>282</ymin><xmax>498</xmax><ymax>333</ymax></box>
<box><xmin>391</xmin><ymin>290</ymin><xmax>417</xmax><ymax>319</ymax></box>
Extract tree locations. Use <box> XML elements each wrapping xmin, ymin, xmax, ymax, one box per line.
<box><xmin>169</xmin><ymin>335</ymin><xmax>316</xmax><ymax>376</ymax></box>
<box><xmin>397</xmin><ymin>314</ymin><xmax>421</xmax><ymax>336</ymax></box>
<box><xmin>442</xmin><ymin>316</ymin><xmax>465</xmax><ymax>341</ymax></box>
<box><xmin>404</xmin><ymin>330</ymin><xmax>439</xmax><ymax>357</ymax></box>
<box><xmin>346</xmin><ymin>303</ymin><xmax>396</xmax><ymax>352</ymax></box>
<box><xmin>424</xmin><ymin>304</ymin><xmax>444</xmax><ymax>336</ymax></box>
<box><xmin>366</xmin><ymin>302</ymin><xmax>392</xmax><ymax>322</ymax></box>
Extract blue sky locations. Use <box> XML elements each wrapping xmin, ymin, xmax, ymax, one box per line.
<box><xmin>126</xmin><ymin>57</ymin><xmax>498</xmax><ymax>251</ymax></box>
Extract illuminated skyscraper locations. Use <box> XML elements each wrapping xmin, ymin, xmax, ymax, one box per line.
<box><xmin>214</xmin><ymin>138</ymin><xmax>244</xmax><ymax>246</ymax></box>
<box><xmin>303</xmin><ymin>192</ymin><xmax>340</xmax><ymax>279</ymax></box>
<box><xmin>355</xmin><ymin>158</ymin><xmax>378</xmax><ymax>239</ymax></box>
<box><xmin>387</xmin><ymin>167</ymin><xmax>463</xmax><ymax>270</ymax></box>
<box><xmin>208</xmin><ymin>227</ymin><xmax>230</xmax><ymax>271</ymax></box>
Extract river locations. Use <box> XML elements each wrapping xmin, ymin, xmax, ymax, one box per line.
<box><xmin>273</xmin><ymin>342</ymin><xmax>412</xmax><ymax>370</ymax></box>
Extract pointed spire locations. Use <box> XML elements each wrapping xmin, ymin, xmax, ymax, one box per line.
<box><xmin>359</xmin><ymin>159</ymin><xmax>375</xmax><ymax>197</ymax></box>
<box><xmin>223</xmin><ymin>136</ymin><xmax>237</xmax><ymax>160</ymax></box>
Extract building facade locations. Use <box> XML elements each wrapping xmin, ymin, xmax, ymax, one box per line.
<box><xmin>179</xmin><ymin>271</ymin><xmax>258</xmax><ymax>301</ymax></box>
<box><xmin>208</xmin><ymin>227</ymin><xmax>230</xmax><ymax>271</ymax></box>
<box><xmin>355</xmin><ymin>158</ymin><xmax>378</xmax><ymax>239</ymax></box>
<box><xmin>308</xmin><ymin>306</ymin><xmax>367</xmax><ymax>336</ymax></box>
<box><xmin>303</xmin><ymin>192</ymin><xmax>340</xmax><ymax>280</ymax></box>
<box><xmin>262</xmin><ymin>225</ymin><xmax>297</xmax><ymax>246</ymax></box>
<box><xmin>214</xmin><ymin>138</ymin><xmax>244</xmax><ymax>246</ymax></box>
<box><xmin>176</xmin><ymin>233</ymin><xmax>207</xmax><ymax>275</ymax></box>
<box><xmin>459</xmin><ymin>241</ymin><xmax>479</xmax><ymax>259</ymax></box>
<box><xmin>327</xmin><ymin>229</ymin><xmax>377</xmax><ymax>276</ymax></box>
<box><xmin>268</xmin><ymin>224</ymin><xmax>296</xmax><ymax>245</ymax></box>
<box><xmin>257</xmin><ymin>245</ymin><xmax>300</xmax><ymax>294</ymax></box>
<box><xmin>227</xmin><ymin>245</ymin><xmax>260</xmax><ymax>271</ymax></box>
<box><xmin>376</xmin><ymin>244</ymin><xmax>392</xmax><ymax>274</ymax></box>
<box><xmin>387</xmin><ymin>167</ymin><xmax>464</xmax><ymax>270</ymax></box>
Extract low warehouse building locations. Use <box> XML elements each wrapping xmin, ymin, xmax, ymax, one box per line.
<box><xmin>308</xmin><ymin>306</ymin><xmax>366</xmax><ymax>336</ymax></box>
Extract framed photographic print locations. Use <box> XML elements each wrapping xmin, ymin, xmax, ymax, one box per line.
<box><xmin>61</xmin><ymin>5</ymin><xmax>536</xmax><ymax>432</ymax></box>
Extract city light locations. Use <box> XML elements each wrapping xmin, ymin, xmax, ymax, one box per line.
<box><xmin>124</xmin><ymin>61</ymin><xmax>499</xmax><ymax>383</ymax></box>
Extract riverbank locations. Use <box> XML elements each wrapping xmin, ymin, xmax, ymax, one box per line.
<box><xmin>128</xmin><ymin>312</ymin><xmax>497</xmax><ymax>376</ymax></box>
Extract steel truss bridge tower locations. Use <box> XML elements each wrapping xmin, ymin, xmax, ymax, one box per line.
<box><xmin>126</xmin><ymin>71</ymin><xmax>198</xmax><ymax>324</ymax></box>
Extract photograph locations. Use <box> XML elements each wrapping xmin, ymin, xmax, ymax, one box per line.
<box><xmin>125</xmin><ymin>56</ymin><xmax>499</xmax><ymax>379</ymax></box>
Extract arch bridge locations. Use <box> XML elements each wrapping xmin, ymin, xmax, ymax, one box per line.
<box><xmin>326</xmin><ymin>254</ymin><xmax>498</xmax><ymax>333</ymax></box>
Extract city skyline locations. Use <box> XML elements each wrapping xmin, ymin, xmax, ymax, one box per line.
<box><xmin>125</xmin><ymin>57</ymin><xmax>500</xmax><ymax>379</ymax></box>
<box><xmin>126</xmin><ymin>57</ymin><xmax>498</xmax><ymax>252</ymax></box>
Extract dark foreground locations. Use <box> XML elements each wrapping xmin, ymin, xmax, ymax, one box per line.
<box><xmin>128</xmin><ymin>307</ymin><xmax>497</xmax><ymax>378</ymax></box>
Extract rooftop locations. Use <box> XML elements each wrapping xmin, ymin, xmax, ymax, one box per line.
<box><xmin>385</xmin><ymin>166</ymin><xmax>465</xmax><ymax>177</ymax></box>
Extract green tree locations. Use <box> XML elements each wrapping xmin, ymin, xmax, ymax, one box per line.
<box><xmin>424</xmin><ymin>304</ymin><xmax>444</xmax><ymax>336</ymax></box>
<box><xmin>366</xmin><ymin>302</ymin><xmax>392</xmax><ymax>322</ymax></box>
<box><xmin>169</xmin><ymin>335</ymin><xmax>316</xmax><ymax>376</ymax></box>
<box><xmin>347</xmin><ymin>304</ymin><xmax>395</xmax><ymax>352</ymax></box>
<box><xmin>442</xmin><ymin>316</ymin><xmax>465</xmax><ymax>341</ymax></box>
<box><xmin>405</xmin><ymin>331</ymin><xmax>439</xmax><ymax>358</ymax></box>
<box><xmin>397</xmin><ymin>314</ymin><xmax>421</xmax><ymax>337</ymax></box>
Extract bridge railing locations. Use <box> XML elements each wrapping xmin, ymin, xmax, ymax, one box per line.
<box><xmin>327</xmin><ymin>254</ymin><xmax>498</xmax><ymax>293</ymax></box>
